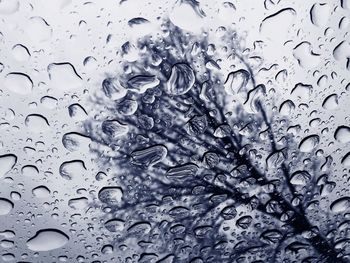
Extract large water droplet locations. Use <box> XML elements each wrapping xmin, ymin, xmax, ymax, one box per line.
<box><xmin>0</xmin><ymin>198</ymin><xmax>13</xmax><ymax>215</ymax></box>
<box><xmin>66</xmin><ymin>108</ymin><xmax>86</xmax><ymax>125</ymax></box>
<box><xmin>26</xmin><ymin>229</ymin><xmax>69</xmax><ymax>251</ymax></box>
<box><xmin>4</xmin><ymin>72</ymin><xmax>33</xmax><ymax>95</ymax></box>
<box><xmin>291</xmin><ymin>83</ymin><xmax>312</xmax><ymax>99</ymax></box>
<box><xmin>169</xmin><ymin>0</ymin><xmax>205</xmax><ymax>32</ymax></box>
<box><xmin>127</xmin><ymin>75</ymin><xmax>160</xmax><ymax>94</ymax></box>
<box><xmin>102</xmin><ymin>77</ymin><xmax>127</xmax><ymax>100</ymax></box>
<box><xmin>279</xmin><ymin>100</ymin><xmax>295</xmax><ymax>115</ymax></box>
<box><xmin>25</xmin><ymin>114</ymin><xmax>50</xmax><ymax>133</ymax></box>
<box><xmin>165</xmin><ymin>63</ymin><xmax>195</xmax><ymax>95</ymax></box>
<box><xmin>224</xmin><ymin>69</ymin><xmax>250</xmax><ymax>95</ymax></box>
<box><xmin>68</xmin><ymin>197</ymin><xmax>88</xmax><ymax>210</ymax></box>
<box><xmin>0</xmin><ymin>154</ymin><xmax>17</xmax><ymax>178</ymax></box>
<box><xmin>166</xmin><ymin>163</ymin><xmax>198</xmax><ymax>180</ymax></box>
<box><xmin>48</xmin><ymin>63</ymin><xmax>82</xmax><ymax>91</ymax></box>
<box><xmin>26</xmin><ymin>17</ymin><xmax>52</xmax><ymax>42</ymax></box>
<box><xmin>104</xmin><ymin>219</ymin><xmax>125</xmax><ymax>232</ymax></box>
<box><xmin>62</xmin><ymin>132</ymin><xmax>91</xmax><ymax>152</ymax></box>
<box><xmin>0</xmin><ymin>0</ymin><xmax>19</xmax><ymax>14</ymax></box>
<box><xmin>322</xmin><ymin>94</ymin><xmax>338</xmax><ymax>110</ymax></box>
<box><xmin>260</xmin><ymin>8</ymin><xmax>296</xmax><ymax>42</ymax></box>
<box><xmin>117</xmin><ymin>99</ymin><xmax>138</xmax><ymax>115</ymax></box>
<box><xmin>131</xmin><ymin>145</ymin><xmax>167</xmax><ymax>166</ymax></box>
<box><xmin>330</xmin><ymin>197</ymin><xmax>350</xmax><ymax>213</ymax></box>
<box><xmin>293</xmin><ymin>42</ymin><xmax>320</xmax><ymax>68</ymax></box>
<box><xmin>98</xmin><ymin>187</ymin><xmax>123</xmax><ymax>206</ymax></box>
<box><xmin>21</xmin><ymin>165</ymin><xmax>39</xmax><ymax>177</ymax></box>
<box><xmin>127</xmin><ymin>221</ymin><xmax>152</xmax><ymax>236</ymax></box>
<box><xmin>32</xmin><ymin>186</ymin><xmax>51</xmax><ymax>198</ymax></box>
<box><xmin>12</xmin><ymin>44</ymin><xmax>31</xmax><ymax>61</ymax></box>
<box><xmin>59</xmin><ymin>160</ymin><xmax>86</xmax><ymax>180</ymax></box>
<box><xmin>310</xmin><ymin>3</ymin><xmax>330</xmax><ymax>27</ymax></box>
<box><xmin>41</xmin><ymin>96</ymin><xmax>58</xmax><ymax>109</ymax></box>
<box><xmin>290</xmin><ymin>170</ymin><xmax>311</xmax><ymax>186</ymax></box>
<box><xmin>299</xmin><ymin>135</ymin><xmax>319</xmax><ymax>152</ymax></box>
<box><xmin>102</xmin><ymin>120</ymin><xmax>129</xmax><ymax>138</ymax></box>
<box><xmin>334</xmin><ymin>126</ymin><xmax>350</xmax><ymax>143</ymax></box>
<box><xmin>342</xmin><ymin>152</ymin><xmax>350</xmax><ymax>167</ymax></box>
<box><xmin>187</xmin><ymin>115</ymin><xmax>207</xmax><ymax>135</ymax></box>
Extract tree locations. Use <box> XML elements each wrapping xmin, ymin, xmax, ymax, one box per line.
<box><xmin>85</xmin><ymin>21</ymin><xmax>350</xmax><ymax>263</ymax></box>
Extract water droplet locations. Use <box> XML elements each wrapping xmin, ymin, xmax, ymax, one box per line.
<box><xmin>127</xmin><ymin>221</ymin><xmax>151</xmax><ymax>236</ymax></box>
<box><xmin>25</xmin><ymin>114</ymin><xmax>50</xmax><ymax>132</ymax></box>
<box><xmin>68</xmin><ymin>104</ymin><xmax>88</xmax><ymax>121</ymax></box>
<box><xmin>290</xmin><ymin>170</ymin><xmax>311</xmax><ymax>186</ymax></box>
<box><xmin>168</xmin><ymin>206</ymin><xmax>190</xmax><ymax>218</ymax></box>
<box><xmin>194</xmin><ymin>225</ymin><xmax>212</xmax><ymax>237</ymax></box>
<box><xmin>203</xmin><ymin>152</ymin><xmax>219</xmax><ymax>168</ymax></box>
<box><xmin>261</xmin><ymin>230</ymin><xmax>283</xmax><ymax>244</ymax></box>
<box><xmin>330</xmin><ymin>197</ymin><xmax>350</xmax><ymax>213</ymax></box>
<box><xmin>128</xmin><ymin>17</ymin><xmax>150</xmax><ymax>27</ymax></box>
<box><xmin>26</xmin><ymin>16</ymin><xmax>52</xmax><ymax>42</ymax></box>
<box><xmin>12</xmin><ymin>44</ymin><xmax>30</xmax><ymax>61</ymax></box>
<box><xmin>224</xmin><ymin>69</ymin><xmax>250</xmax><ymax>95</ymax></box>
<box><xmin>101</xmin><ymin>244</ymin><xmax>114</xmax><ymax>254</ymax></box>
<box><xmin>299</xmin><ymin>135</ymin><xmax>319</xmax><ymax>153</ymax></box>
<box><xmin>59</xmin><ymin>160</ymin><xmax>86</xmax><ymax>180</ymax></box>
<box><xmin>4</xmin><ymin>72</ymin><xmax>33</xmax><ymax>95</ymax></box>
<box><xmin>68</xmin><ymin>197</ymin><xmax>88</xmax><ymax>210</ymax></box>
<box><xmin>342</xmin><ymin>152</ymin><xmax>350</xmax><ymax>167</ymax></box>
<box><xmin>40</xmin><ymin>96</ymin><xmax>58</xmax><ymax>109</ymax></box>
<box><xmin>48</xmin><ymin>63</ymin><xmax>82</xmax><ymax>91</ymax></box>
<box><xmin>214</xmin><ymin>124</ymin><xmax>231</xmax><ymax>138</ymax></box>
<box><xmin>0</xmin><ymin>0</ymin><xmax>19</xmax><ymax>14</ymax></box>
<box><xmin>127</xmin><ymin>75</ymin><xmax>160</xmax><ymax>94</ymax></box>
<box><xmin>138</xmin><ymin>115</ymin><xmax>154</xmax><ymax>130</ymax></box>
<box><xmin>166</xmin><ymin>163</ymin><xmax>198</xmax><ymax>180</ymax></box>
<box><xmin>130</xmin><ymin>145</ymin><xmax>167</xmax><ymax>166</ymax></box>
<box><xmin>117</xmin><ymin>99</ymin><xmax>138</xmax><ymax>115</ymax></box>
<box><xmin>102</xmin><ymin>120</ymin><xmax>129</xmax><ymax>138</ymax></box>
<box><xmin>62</xmin><ymin>132</ymin><xmax>91</xmax><ymax>152</ymax></box>
<box><xmin>10</xmin><ymin>191</ymin><xmax>21</xmax><ymax>201</ymax></box>
<box><xmin>187</xmin><ymin>115</ymin><xmax>207</xmax><ymax>135</ymax></box>
<box><xmin>293</xmin><ymin>42</ymin><xmax>320</xmax><ymax>68</ymax></box>
<box><xmin>333</xmin><ymin>41</ymin><xmax>350</xmax><ymax>65</ymax></box>
<box><xmin>260</xmin><ymin>8</ymin><xmax>296</xmax><ymax>42</ymax></box>
<box><xmin>279</xmin><ymin>100</ymin><xmax>295</xmax><ymax>115</ymax></box>
<box><xmin>98</xmin><ymin>187</ymin><xmax>123</xmax><ymax>206</ymax></box>
<box><xmin>26</xmin><ymin>229</ymin><xmax>69</xmax><ymax>251</ymax></box>
<box><xmin>169</xmin><ymin>0</ymin><xmax>205</xmax><ymax>31</ymax></box>
<box><xmin>310</xmin><ymin>3</ymin><xmax>330</xmax><ymax>27</ymax></box>
<box><xmin>165</xmin><ymin>63</ymin><xmax>195</xmax><ymax>95</ymax></box>
<box><xmin>322</xmin><ymin>94</ymin><xmax>338</xmax><ymax>110</ymax></box>
<box><xmin>104</xmin><ymin>219</ymin><xmax>125</xmax><ymax>232</ymax></box>
<box><xmin>21</xmin><ymin>165</ymin><xmax>39</xmax><ymax>177</ymax></box>
<box><xmin>0</xmin><ymin>198</ymin><xmax>13</xmax><ymax>215</ymax></box>
<box><xmin>83</xmin><ymin>56</ymin><xmax>97</xmax><ymax>70</ymax></box>
<box><xmin>102</xmin><ymin>77</ymin><xmax>127</xmax><ymax>100</ymax></box>
<box><xmin>32</xmin><ymin>186</ymin><xmax>51</xmax><ymax>198</ymax></box>
<box><xmin>291</xmin><ymin>83</ymin><xmax>312</xmax><ymax>99</ymax></box>
<box><xmin>334</xmin><ymin>126</ymin><xmax>350</xmax><ymax>143</ymax></box>
<box><xmin>221</xmin><ymin>205</ymin><xmax>237</xmax><ymax>220</ymax></box>
<box><xmin>0</xmin><ymin>154</ymin><xmax>17</xmax><ymax>178</ymax></box>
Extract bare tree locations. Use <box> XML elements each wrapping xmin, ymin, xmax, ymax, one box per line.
<box><xmin>85</xmin><ymin>21</ymin><xmax>349</xmax><ymax>263</ymax></box>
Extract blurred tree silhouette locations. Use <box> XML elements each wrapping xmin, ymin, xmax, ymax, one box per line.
<box><xmin>85</xmin><ymin>22</ymin><xmax>349</xmax><ymax>263</ymax></box>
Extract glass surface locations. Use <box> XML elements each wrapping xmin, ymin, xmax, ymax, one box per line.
<box><xmin>0</xmin><ymin>0</ymin><xmax>350</xmax><ymax>262</ymax></box>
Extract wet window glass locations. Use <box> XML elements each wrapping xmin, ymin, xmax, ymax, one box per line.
<box><xmin>0</xmin><ymin>0</ymin><xmax>350</xmax><ymax>262</ymax></box>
